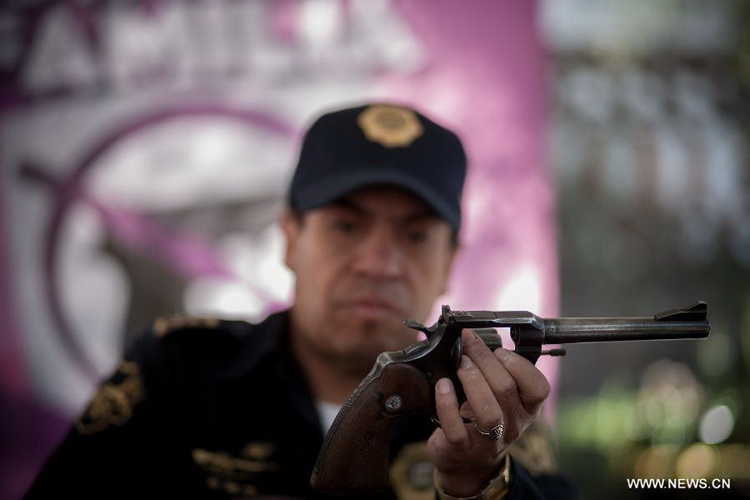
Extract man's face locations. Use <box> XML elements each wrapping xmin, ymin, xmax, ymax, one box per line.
<box><xmin>282</xmin><ymin>186</ymin><xmax>457</xmax><ymax>374</ymax></box>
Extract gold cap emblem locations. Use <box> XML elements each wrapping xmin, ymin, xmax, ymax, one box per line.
<box><xmin>357</xmin><ymin>105</ymin><xmax>424</xmax><ymax>148</ymax></box>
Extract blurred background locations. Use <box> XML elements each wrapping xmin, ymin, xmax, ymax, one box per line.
<box><xmin>546</xmin><ymin>1</ymin><xmax>750</xmax><ymax>498</ymax></box>
<box><xmin>0</xmin><ymin>1</ymin><xmax>748</xmax><ymax>499</ymax></box>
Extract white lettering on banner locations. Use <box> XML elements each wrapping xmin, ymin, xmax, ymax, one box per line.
<box><xmin>10</xmin><ymin>0</ymin><xmax>424</xmax><ymax>98</ymax></box>
<box><xmin>22</xmin><ymin>5</ymin><xmax>98</xmax><ymax>94</ymax></box>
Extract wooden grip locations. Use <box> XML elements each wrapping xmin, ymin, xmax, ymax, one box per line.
<box><xmin>310</xmin><ymin>362</ymin><xmax>431</xmax><ymax>493</ymax></box>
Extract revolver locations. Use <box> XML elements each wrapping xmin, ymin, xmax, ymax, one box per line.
<box><xmin>310</xmin><ymin>302</ymin><xmax>709</xmax><ymax>493</ymax></box>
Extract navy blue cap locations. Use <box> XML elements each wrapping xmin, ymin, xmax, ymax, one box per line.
<box><xmin>288</xmin><ymin>103</ymin><xmax>467</xmax><ymax>231</ymax></box>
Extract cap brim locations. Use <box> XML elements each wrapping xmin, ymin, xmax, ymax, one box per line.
<box><xmin>292</xmin><ymin>168</ymin><xmax>460</xmax><ymax>230</ymax></box>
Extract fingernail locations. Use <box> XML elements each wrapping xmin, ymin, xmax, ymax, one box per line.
<box><xmin>460</xmin><ymin>355</ymin><xmax>473</xmax><ymax>369</ymax></box>
<box><xmin>437</xmin><ymin>378</ymin><xmax>452</xmax><ymax>395</ymax></box>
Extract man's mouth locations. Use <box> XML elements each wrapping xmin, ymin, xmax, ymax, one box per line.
<box><xmin>343</xmin><ymin>299</ymin><xmax>403</xmax><ymax>320</ymax></box>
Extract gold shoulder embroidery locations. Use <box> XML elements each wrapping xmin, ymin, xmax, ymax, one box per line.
<box><xmin>76</xmin><ymin>361</ymin><xmax>144</xmax><ymax>435</ymax></box>
<box><xmin>152</xmin><ymin>314</ymin><xmax>221</xmax><ymax>338</ymax></box>
<box><xmin>508</xmin><ymin>418</ymin><xmax>560</xmax><ymax>475</ymax></box>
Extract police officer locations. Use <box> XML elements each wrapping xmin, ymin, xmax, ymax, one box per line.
<box><xmin>25</xmin><ymin>103</ymin><xmax>572</xmax><ymax>499</ymax></box>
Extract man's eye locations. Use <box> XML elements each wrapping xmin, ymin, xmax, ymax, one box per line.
<box><xmin>332</xmin><ymin>219</ymin><xmax>358</xmax><ymax>233</ymax></box>
<box><xmin>406</xmin><ymin>229</ymin><xmax>429</xmax><ymax>244</ymax></box>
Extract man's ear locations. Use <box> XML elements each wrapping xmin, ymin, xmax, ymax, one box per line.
<box><xmin>280</xmin><ymin>208</ymin><xmax>301</xmax><ymax>271</ymax></box>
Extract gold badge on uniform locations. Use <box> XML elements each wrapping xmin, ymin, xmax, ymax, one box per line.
<box><xmin>358</xmin><ymin>105</ymin><xmax>424</xmax><ymax>148</ymax></box>
<box><xmin>389</xmin><ymin>442</ymin><xmax>435</xmax><ymax>500</ymax></box>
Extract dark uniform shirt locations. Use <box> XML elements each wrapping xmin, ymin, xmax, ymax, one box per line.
<box><xmin>25</xmin><ymin>311</ymin><xmax>573</xmax><ymax>499</ymax></box>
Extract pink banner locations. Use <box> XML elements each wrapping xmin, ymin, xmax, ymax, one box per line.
<box><xmin>0</xmin><ymin>1</ymin><xmax>554</xmax><ymax>497</ymax></box>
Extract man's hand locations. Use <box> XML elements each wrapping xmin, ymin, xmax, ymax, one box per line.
<box><xmin>427</xmin><ymin>329</ymin><xmax>551</xmax><ymax>497</ymax></box>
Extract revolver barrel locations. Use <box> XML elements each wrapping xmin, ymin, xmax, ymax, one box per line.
<box><xmin>542</xmin><ymin>301</ymin><xmax>709</xmax><ymax>344</ymax></box>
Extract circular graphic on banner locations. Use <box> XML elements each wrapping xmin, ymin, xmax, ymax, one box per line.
<box><xmin>32</xmin><ymin>106</ymin><xmax>297</xmax><ymax>380</ymax></box>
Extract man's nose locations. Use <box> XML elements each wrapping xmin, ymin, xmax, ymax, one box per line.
<box><xmin>352</xmin><ymin>225</ymin><xmax>403</xmax><ymax>279</ymax></box>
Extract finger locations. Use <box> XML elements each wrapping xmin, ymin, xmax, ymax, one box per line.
<box><xmin>456</xmin><ymin>354</ymin><xmax>505</xmax><ymax>434</ymax></box>
<box><xmin>462</xmin><ymin>329</ymin><xmax>509</xmax><ymax>373</ymax></box>
<box><xmin>495</xmin><ymin>348</ymin><xmax>551</xmax><ymax>414</ymax></box>
<box><xmin>459</xmin><ymin>400</ymin><xmax>476</xmax><ymax>421</ymax></box>
<box><xmin>461</xmin><ymin>330</ymin><xmax>519</xmax><ymax>409</ymax></box>
<box><xmin>434</xmin><ymin>378</ymin><xmax>469</xmax><ymax>445</ymax></box>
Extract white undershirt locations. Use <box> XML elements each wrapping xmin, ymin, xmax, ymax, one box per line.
<box><xmin>316</xmin><ymin>400</ymin><xmax>343</xmax><ymax>434</ymax></box>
